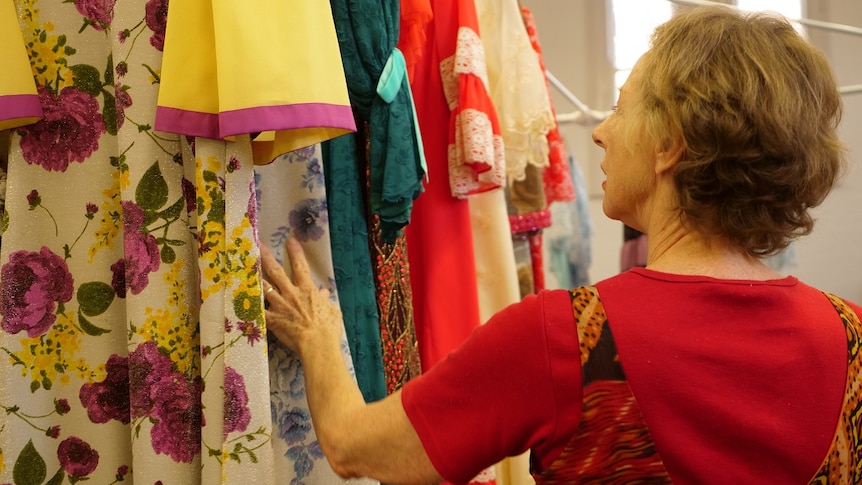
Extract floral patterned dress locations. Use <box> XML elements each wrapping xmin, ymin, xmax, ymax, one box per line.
<box><xmin>0</xmin><ymin>1</ymin><xmax>359</xmax><ymax>483</ymax></box>
<box><xmin>255</xmin><ymin>146</ymin><xmax>377</xmax><ymax>484</ymax></box>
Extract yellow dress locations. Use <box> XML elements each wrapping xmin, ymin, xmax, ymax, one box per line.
<box><xmin>0</xmin><ymin>0</ymin><xmax>41</xmax><ymax>131</ymax></box>
<box><xmin>155</xmin><ymin>0</ymin><xmax>356</xmax><ymax>165</ymax></box>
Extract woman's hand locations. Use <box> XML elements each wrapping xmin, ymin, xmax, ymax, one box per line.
<box><xmin>260</xmin><ymin>238</ymin><xmax>343</xmax><ymax>358</ymax></box>
<box><xmin>261</xmin><ymin>240</ymin><xmax>443</xmax><ymax>485</ymax></box>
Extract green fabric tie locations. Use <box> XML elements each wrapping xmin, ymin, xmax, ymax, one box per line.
<box><xmin>376</xmin><ymin>47</ymin><xmax>428</xmax><ymax>181</ymax></box>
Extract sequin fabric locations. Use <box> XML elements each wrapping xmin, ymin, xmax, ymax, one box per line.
<box><xmin>369</xmin><ymin>214</ymin><xmax>423</xmax><ymax>392</ymax></box>
<box><xmin>360</xmin><ymin>122</ymin><xmax>423</xmax><ymax>393</ymax></box>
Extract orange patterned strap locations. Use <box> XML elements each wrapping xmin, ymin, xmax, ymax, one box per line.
<box><xmin>533</xmin><ymin>287</ymin><xmax>672</xmax><ymax>484</ymax></box>
<box><xmin>809</xmin><ymin>293</ymin><xmax>862</xmax><ymax>485</ymax></box>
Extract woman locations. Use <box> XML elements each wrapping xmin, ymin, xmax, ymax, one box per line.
<box><xmin>261</xmin><ymin>5</ymin><xmax>861</xmax><ymax>484</ymax></box>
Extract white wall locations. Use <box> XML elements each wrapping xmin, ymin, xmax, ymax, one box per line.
<box><xmin>522</xmin><ymin>0</ymin><xmax>862</xmax><ymax>302</ymax></box>
<box><xmin>796</xmin><ymin>0</ymin><xmax>862</xmax><ymax>301</ymax></box>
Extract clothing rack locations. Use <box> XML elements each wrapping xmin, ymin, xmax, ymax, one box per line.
<box><xmin>667</xmin><ymin>0</ymin><xmax>862</xmax><ymax>95</ymax></box>
<box><xmin>546</xmin><ymin>71</ymin><xmax>613</xmax><ymax>125</ymax></box>
<box><xmin>547</xmin><ymin>0</ymin><xmax>862</xmax><ymax>124</ymax></box>
<box><xmin>666</xmin><ymin>0</ymin><xmax>862</xmax><ymax>36</ymax></box>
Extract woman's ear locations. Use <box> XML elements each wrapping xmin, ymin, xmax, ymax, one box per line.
<box><xmin>654</xmin><ymin>135</ymin><xmax>684</xmax><ymax>175</ymax></box>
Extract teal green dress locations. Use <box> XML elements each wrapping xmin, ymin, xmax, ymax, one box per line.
<box><xmin>323</xmin><ymin>0</ymin><xmax>425</xmax><ymax>402</ymax></box>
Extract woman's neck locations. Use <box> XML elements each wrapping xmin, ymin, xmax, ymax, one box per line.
<box><xmin>644</xmin><ymin>225</ymin><xmax>782</xmax><ymax>281</ymax></box>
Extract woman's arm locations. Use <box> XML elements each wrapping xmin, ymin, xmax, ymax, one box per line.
<box><xmin>261</xmin><ymin>239</ymin><xmax>444</xmax><ymax>485</ymax></box>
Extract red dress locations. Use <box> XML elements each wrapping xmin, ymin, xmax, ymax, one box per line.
<box><xmin>405</xmin><ymin>4</ymin><xmax>502</xmax><ymax>483</ymax></box>
<box><xmin>406</xmin><ymin>0</ymin><xmax>504</xmax><ymax>370</ymax></box>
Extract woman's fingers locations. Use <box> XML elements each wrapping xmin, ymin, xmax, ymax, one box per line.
<box><xmin>284</xmin><ymin>238</ymin><xmax>316</xmax><ymax>291</ymax></box>
<box><xmin>260</xmin><ymin>244</ymin><xmax>290</xmax><ymax>291</ymax></box>
<box><xmin>262</xmin><ymin>279</ymin><xmax>279</xmax><ymax>310</ymax></box>
<box><xmin>259</xmin><ymin>239</ymin><xmax>345</xmax><ymax>356</ymax></box>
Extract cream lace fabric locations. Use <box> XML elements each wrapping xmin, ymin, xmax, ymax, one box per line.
<box><xmin>448</xmin><ymin>109</ymin><xmax>506</xmax><ymax>196</ymax></box>
<box><xmin>441</xmin><ymin>27</ymin><xmax>506</xmax><ymax>198</ymax></box>
<box><xmin>441</xmin><ymin>28</ymin><xmax>491</xmax><ymax>107</ymax></box>
<box><xmin>474</xmin><ymin>0</ymin><xmax>555</xmax><ymax>183</ymax></box>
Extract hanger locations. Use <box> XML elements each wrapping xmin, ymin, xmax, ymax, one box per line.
<box><xmin>545</xmin><ymin>0</ymin><xmax>862</xmax><ymax>125</ymax></box>
<box><xmin>667</xmin><ymin>0</ymin><xmax>862</xmax><ymax>35</ymax></box>
<box><xmin>545</xmin><ymin>71</ymin><xmax>613</xmax><ymax>125</ymax></box>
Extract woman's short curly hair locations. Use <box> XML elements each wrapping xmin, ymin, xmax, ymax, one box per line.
<box><xmin>635</xmin><ymin>5</ymin><xmax>846</xmax><ymax>257</ymax></box>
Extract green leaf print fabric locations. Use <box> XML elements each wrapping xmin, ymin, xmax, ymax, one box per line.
<box><xmin>0</xmin><ymin>1</ymin><xmax>375</xmax><ymax>483</ymax></box>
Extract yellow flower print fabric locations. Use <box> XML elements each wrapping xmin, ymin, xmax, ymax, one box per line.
<box><xmin>0</xmin><ymin>1</ymin><xmax>358</xmax><ymax>483</ymax></box>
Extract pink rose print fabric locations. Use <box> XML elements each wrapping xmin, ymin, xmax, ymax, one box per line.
<box><xmin>74</xmin><ymin>0</ymin><xmax>116</xmax><ymax>32</ymax></box>
<box><xmin>18</xmin><ymin>87</ymin><xmax>106</xmax><ymax>172</ymax></box>
<box><xmin>119</xmin><ymin>201</ymin><xmax>161</xmax><ymax>295</ymax></box>
<box><xmin>79</xmin><ymin>354</ymin><xmax>132</xmax><ymax>424</ymax></box>
<box><xmin>223</xmin><ymin>366</ymin><xmax>251</xmax><ymax>438</ymax></box>
<box><xmin>145</xmin><ymin>0</ymin><xmax>169</xmax><ymax>51</ymax></box>
<box><xmin>0</xmin><ymin>247</ymin><xmax>73</xmax><ymax>337</ymax></box>
<box><xmin>0</xmin><ymin>1</ymin><xmax>363</xmax><ymax>483</ymax></box>
<box><xmin>57</xmin><ymin>436</ymin><xmax>100</xmax><ymax>479</ymax></box>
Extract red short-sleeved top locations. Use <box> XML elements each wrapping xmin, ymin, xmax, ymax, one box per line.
<box><xmin>402</xmin><ymin>269</ymin><xmax>856</xmax><ymax>484</ymax></box>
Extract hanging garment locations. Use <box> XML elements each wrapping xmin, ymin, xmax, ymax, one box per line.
<box><xmin>254</xmin><ymin>146</ymin><xmax>378</xmax><ymax>484</ymax></box>
<box><xmin>509</xmin><ymin>208</ymin><xmax>553</xmax><ymax>294</ymax></box>
<box><xmin>464</xmin><ymin>188</ymin><xmax>515</xmax><ymax>485</ymax></box>
<box><xmin>154</xmin><ymin>0</ymin><xmax>355</xmax><ymax>165</ymax></box>
<box><xmin>440</xmin><ymin>0</ymin><xmax>506</xmax><ymax>198</ymax></box>
<box><xmin>507</xmin><ymin>163</ymin><xmax>551</xmax><ymax>295</ymax></box>
<box><xmin>352</xmin><ymin>123</ymin><xmax>423</xmax><ymax>394</ymax></box>
<box><xmin>403</xmin><ymin>3</ymin><xmax>498</xmax><ymax>483</ymax></box>
<box><xmin>0</xmin><ymin>0</ymin><xmax>41</xmax><ymax>131</ymax></box>
<box><xmin>323</xmin><ymin>0</ymin><xmax>426</xmax><ymax>402</ymax></box>
<box><xmin>472</xmin><ymin>189</ymin><xmax>533</xmax><ymax>485</ymax></box>
<box><xmin>398</xmin><ymin>0</ymin><xmax>432</xmax><ymax>82</ymax></box>
<box><xmin>329</xmin><ymin>0</ymin><xmax>426</xmax><ymax>242</ymax></box>
<box><xmin>506</xmin><ymin>150</ymin><xmax>550</xmax><ymax>299</ymax></box>
<box><xmin>545</xmin><ymin>157</ymin><xmax>593</xmax><ymax>289</ymax></box>
<box><xmin>0</xmin><ymin>163</ymin><xmax>6</xmax><ymax>233</ymax></box>
<box><xmin>388</xmin><ymin>0</ymin><xmax>435</xmax><ymax>392</ymax></box>
<box><xmin>406</xmin><ymin>0</ymin><xmax>485</xmax><ymax>370</ymax></box>
<box><xmin>473</xmin><ymin>0</ymin><xmax>555</xmax><ymax>185</ymax></box>
<box><xmin>193</xmin><ymin>137</ymin><xmax>275</xmax><ymax>483</ymax></box>
<box><xmin>472</xmin><ymin>3</ymin><xmax>556</xmax><ymax>482</ymax></box>
<box><xmin>469</xmin><ymin>190</ymin><xmax>521</xmax><ymax>329</ymax></box>
<box><xmin>472</xmin><ymin>0</ymin><xmax>554</xmax><ymax>307</ymax></box>
<box><xmin>369</xmin><ymin>213</ymin><xmax>423</xmax><ymax>393</ymax></box>
<box><xmin>321</xmin><ymin>135</ymin><xmax>386</xmax><ymax>403</ymax></box>
<box><xmin>507</xmin><ymin>163</ymin><xmax>547</xmax><ymax>215</ymax></box>
<box><xmin>520</xmin><ymin>5</ymin><xmax>575</xmax><ymax>206</ymax></box>
<box><xmin>469</xmin><ymin>0</ymin><xmax>543</xmax><ymax>332</ymax></box>
<box><xmin>0</xmin><ymin>2</ymin><xmax>349</xmax><ymax>483</ymax></box>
